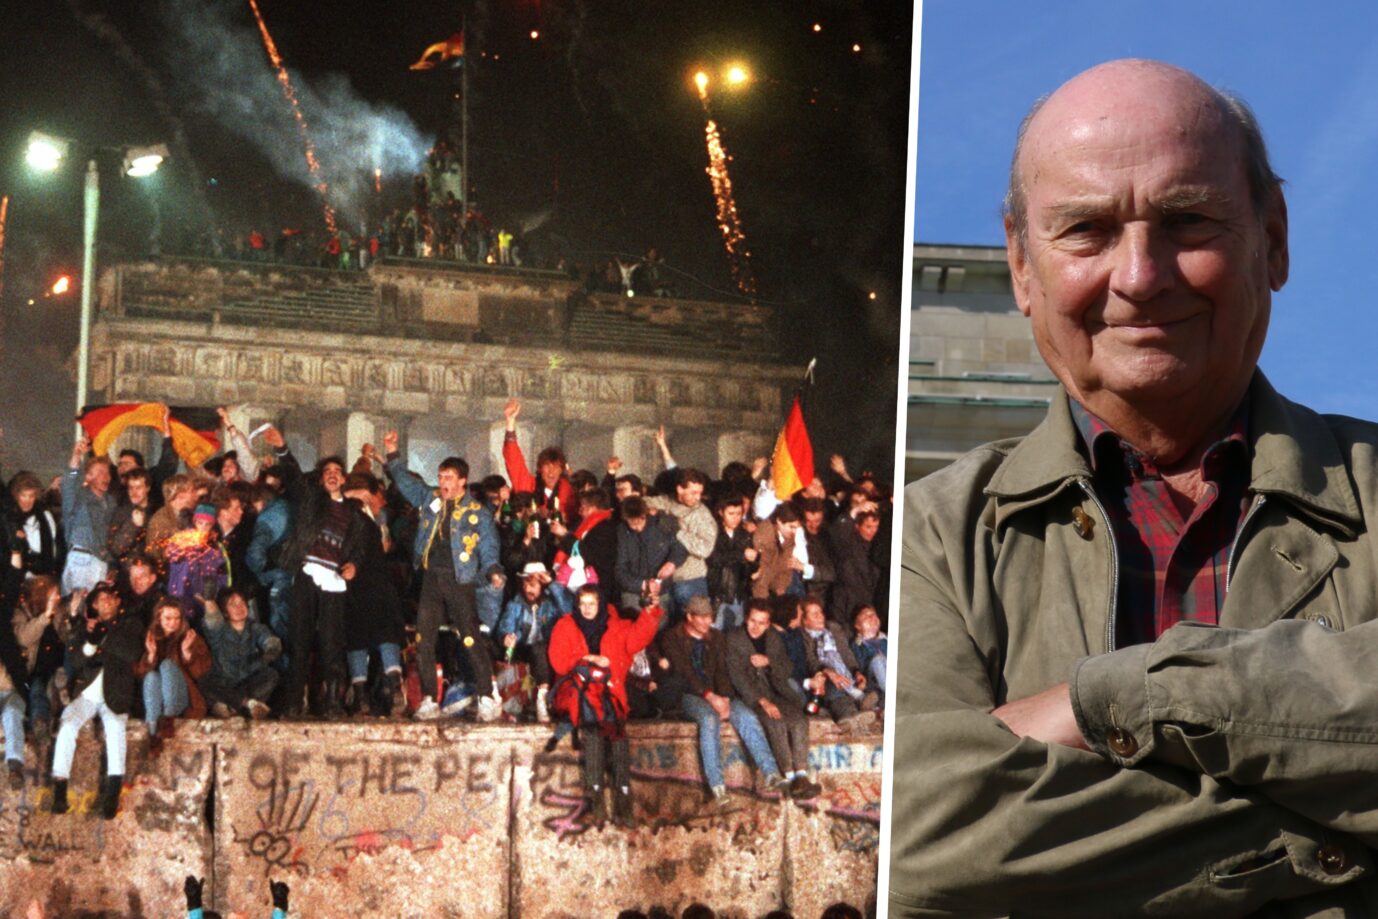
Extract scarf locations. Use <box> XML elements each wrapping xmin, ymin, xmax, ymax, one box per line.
<box><xmin>573</xmin><ymin>606</ymin><xmax>609</xmax><ymax>657</ymax></box>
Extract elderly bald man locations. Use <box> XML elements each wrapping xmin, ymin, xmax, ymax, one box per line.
<box><xmin>890</xmin><ymin>59</ymin><xmax>1378</xmax><ymax>917</ymax></box>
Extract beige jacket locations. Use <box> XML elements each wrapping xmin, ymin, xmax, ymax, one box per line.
<box><xmin>890</xmin><ymin>374</ymin><xmax>1378</xmax><ymax>918</ymax></box>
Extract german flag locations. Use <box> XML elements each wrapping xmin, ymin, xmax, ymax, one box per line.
<box><xmin>79</xmin><ymin>404</ymin><xmax>221</xmax><ymax>468</ymax></box>
<box><xmin>770</xmin><ymin>395</ymin><xmax>815</xmax><ymax>500</ymax></box>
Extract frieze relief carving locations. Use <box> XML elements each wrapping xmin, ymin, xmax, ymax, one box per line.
<box><xmin>480</xmin><ymin>368</ymin><xmax>508</xmax><ymax>398</ymax></box>
<box><xmin>633</xmin><ymin>376</ymin><xmax>657</xmax><ymax>405</ymax></box>
<box><xmin>365</xmin><ymin>361</ymin><xmax>390</xmax><ymax>390</ymax></box>
<box><xmin>404</xmin><ymin>363</ymin><xmax>430</xmax><ymax>392</ymax></box>
<box><xmin>322</xmin><ymin>359</ymin><xmax>350</xmax><ymax>388</ymax></box>
<box><xmin>150</xmin><ymin>346</ymin><xmax>178</xmax><ymax>376</ymax></box>
<box><xmin>236</xmin><ymin>352</ymin><xmax>267</xmax><ymax>383</ymax></box>
<box><xmin>195</xmin><ymin>350</ymin><xmax>225</xmax><ymax>378</ymax></box>
<box><xmin>444</xmin><ymin>366</ymin><xmax>473</xmax><ymax>394</ymax></box>
<box><xmin>282</xmin><ymin>355</ymin><xmax>312</xmax><ymax>385</ymax></box>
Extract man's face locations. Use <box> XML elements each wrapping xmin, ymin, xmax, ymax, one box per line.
<box><xmin>320</xmin><ymin>462</ymin><xmax>346</xmax><ymax>495</ymax></box>
<box><xmin>1008</xmin><ymin>62</ymin><xmax>1287</xmax><ymax>423</ymax></box>
<box><xmin>436</xmin><ymin>468</ymin><xmax>465</xmax><ymax>501</ymax></box>
<box><xmin>128</xmin><ymin>563</ymin><xmax>157</xmax><ymax>596</ymax></box>
<box><xmin>777</xmin><ymin>520</ymin><xmax>799</xmax><ymax>542</ymax></box>
<box><xmin>15</xmin><ymin>489</ymin><xmax>38</xmax><ymax>514</ymax></box>
<box><xmin>537</xmin><ymin>460</ymin><xmax>562</xmax><ymax>490</ymax></box>
<box><xmin>116</xmin><ymin>456</ymin><xmax>139</xmax><ymax>476</ymax></box>
<box><xmin>803</xmin><ymin>510</ymin><xmax>824</xmax><ymax>535</ymax></box>
<box><xmin>522</xmin><ymin>575</ymin><xmax>544</xmax><ymax>602</ymax></box>
<box><xmin>221</xmin><ymin>458</ymin><xmax>240</xmax><ymax>482</ymax></box>
<box><xmin>218</xmin><ymin>499</ymin><xmax>245</xmax><ymax>532</ymax></box>
<box><xmin>720</xmin><ymin>504</ymin><xmax>743</xmax><ymax>529</ymax></box>
<box><xmin>85</xmin><ymin>462</ymin><xmax>111</xmax><ymax>495</ymax></box>
<box><xmin>92</xmin><ymin>591</ymin><xmax>121</xmax><ymax>622</ymax></box>
<box><xmin>625</xmin><ymin>515</ymin><xmax>647</xmax><ymax>533</ymax></box>
<box><xmin>858</xmin><ymin>518</ymin><xmax>880</xmax><ymax>542</ymax></box>
<box><xmin>577</xmin><ymin>591</ymin><xmax>600</xmax><ymax>620</ymax></box>
<box><xmin>172</xmin><ymin>489</ymin><xmax>197</xmax><ymax>512</ymax></box>
<box><xmin>126</xmin><ymin>477</ymin><xmax>150</xmax><ymax>507</ymax></box>
<box><xmin>225</xmin><ymin>593</ymin><xmax>250</xmax><ymax>626</ymax></box>
<box><xmin>685</xmin><ymin>611</ymin><xmax>713</xmax><ymax>639</ymax></box>
<box><xmin>802</xmin><ymin>603</ymin><xmax>826</xmax><ymax>631</ymax></box>
<box><xmin>745</xmin><ymin>608</ymin><xmax>771</xmax><ymax>640</ymax></box>
<box><xmin>614</xmin><ymin>481</ymin><xmax>634</xmax><ymax>501</ymax></box>
<box><xmin>676</xmin><ymin>481</ymin><xmax>704</xmax><ymax>509</ymax></box>
<box><xmin>854</xmin><ymin>607</ymin><xmax>880</xmax><ymax>639</ymax></box>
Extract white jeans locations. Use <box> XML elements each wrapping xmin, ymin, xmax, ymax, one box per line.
<box><xmin>52</xmin><ymin>696</ymin><xmax>127</xmax><ymax>779</ymax></box>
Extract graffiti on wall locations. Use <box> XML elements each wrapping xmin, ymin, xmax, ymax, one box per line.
<box><xmin>224</xmin><ymin>744</ymin><xmax>503</xmax><ymax>875</ymax></box>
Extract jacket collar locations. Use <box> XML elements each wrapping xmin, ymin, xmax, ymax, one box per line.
<box><xmin>985</xmin><ymin>371</ymin><xmax>1361</xmax><ymax>536</ymax></box>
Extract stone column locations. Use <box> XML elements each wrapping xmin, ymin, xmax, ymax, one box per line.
<box><xmin>612</xmin><ymin>424</ymin><xmax>661</xmax><ymax>483</ymax></box>
<box><xmin>717</xmin><ymin>430</ymin><xmax>773</xmax><ymax>475</ymax></box>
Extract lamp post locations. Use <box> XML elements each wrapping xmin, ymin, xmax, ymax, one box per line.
<box><xmin>25</xmin><ymin>132</ymin><xmax>167</xmax><ymax>434</ymax></box>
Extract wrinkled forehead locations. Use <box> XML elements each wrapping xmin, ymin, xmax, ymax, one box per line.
<box><xmin>1020</xmin><ymin>62</ymin><xmax>1241</xmax><ymax>191</ymax></box>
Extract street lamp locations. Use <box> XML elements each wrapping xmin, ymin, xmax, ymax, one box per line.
<box><xmin>25</xmin><ymin>130</ymin><xmax>167</xmax><ymax>433</ymax></box>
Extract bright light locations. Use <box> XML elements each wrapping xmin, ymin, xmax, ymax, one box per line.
<box><xmin>530</xmin><ymin>30</ymin><xmax>539</xmax><ymax>40</ymax></box>
<box><xmin>52</xmin><ymin>276</ymin><xmax>71</xmax><ymax>295</ymax></box>
<box><xmin>851</xmin><ymin>43</ymin><xmax>862</xmax><ymax>53</ymax></box>
<box><xmin>867</xmin><ymin>291</ymin><xmax>877</xmax><ymax>301</ymax></box>
<box><xmin>25</xmin><ymin>132</ymin><xmax>68</xmax><ymax>172</ymax></box>
<box><xmin>694</xmin><ymin>71</ymin><xmax>709</xmax><ymax>93</ymax></box>
<box><xmin>725</xmin><ymin>64</ymin><xmax>750</xmax><ymax>87</ymax></box>
<box><xmin>812</xmin><ymin>23</ymin><xmax>822</xmax><ymax>32</ymax></box>
<box><xmin>124</xmin><ymin>143</ymin><xmax>169</xmax><ymax>178</ymax></box>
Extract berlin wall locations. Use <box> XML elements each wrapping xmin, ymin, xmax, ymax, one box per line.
<box><xmin>0</xmin><ymin>719</ymin><xmax>880</xmax><ymax>918</ymax></box>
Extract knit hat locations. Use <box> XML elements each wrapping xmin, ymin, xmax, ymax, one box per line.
<box><xmin>193</xmin><ymin>503</ymin><xmax>217</xmax><ymax>524</ymax></box>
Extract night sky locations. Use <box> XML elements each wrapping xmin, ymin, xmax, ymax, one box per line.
<box><xmin>0</xmin><ymin>1</ymin><xmax>914</xmax><ymax>481</ymax></box>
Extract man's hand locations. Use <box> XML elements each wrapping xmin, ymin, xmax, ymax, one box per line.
<box><xmin>70</xmin><ymin>437</ymin><xmax>90</xmax><ymax>469</ymax></box>
<box><xmin>706</xmin><ymin>692</ymin><xmax>731</xmax><ymax>720</ymax></box>
<box><xmin>825</xmin><ymin>668</ymin><xmax>852</xmax><ymax>689</ymax></box>
<box><xmin>788</xmin><ymin>556</ymin><xmax>806</xmax><ymax>573</ymax></box>
<box><xmin>360</xmin><ymin>442</ymin><xmax>379</xmax><ymax>466</ymax></box>
<box><xmin>161</xmin><ymin>404</ymin><xmax>172</xmax><ymax>436</ymax></box>
<box><xmin>830</xmin><ymin>453</ymin><xmax>851</xmax><ymax>480</ymax></box>
<box><xmin>607</xmin><ymin>456</ymin><xmax>623</xmax><ymax>475</ymax></box>
<box><xmin>549</xmin><ymin>518</ymin><xmax>568</xmax><ymax>539</ymax></box>
<box><xmin>655</xmin><ymin>561</ymin><xmax>676</xmax><ymax>581</ymax></box>
<box><xmin>184</xmin><ymin>875</ymin><xmax>204</xmax><ymax>910</ymax></box>
<box><xmin>382</xmin><ymin>430</ymin><xmax>399</xmax><ymax>456</ymax></box>
<box><xmin>502</xmin><ymin>633</ymin><xmax>517</xmax><ymax>649</ymax></box>
<box><xmin>216</xmin><ymin>406</ymin><xmax>231</xmax><ymax>428</ymax></box>
<box><xmin>645</xmin><ymin>578</ymin><xmax>662</xmax><ymax>601</ymax></box>
<box><xmin>490</xmin><ymin>572</ymin><xmax>505</xmax><ymax>589</ymax></box>
<box><xmin>991</xmin><ymin>682</ymin><xmax>1089</xmax><ymax>750</ymax></box>
<box><xmin>750</xmin><ymin>456</ymin><xmax>769</xmax><ymax>480</ymax></box>
<box><xmin>749</xmin><ymin>653</ymin><xmax>770</xmax><ymax>668</ymax></box>
<box><xmin>340</xmin><ymin>562</ymin><xmax>357</xmax><ymax>582</ymax></box>
<box><xmin>585</xmin><ymin>654</ymin><xmax>611</xmax><ymax>668</ymax></box>
<box><xmin>504</xmin><ymin>398</ymin><xmax>521</xmax><ymax>431</ymax></box>
<box><xmin>760</xmin><ymin>699</ymin><xmax>782</xmax><ymax>720</ymax></box>
<box><xmin>743</xmin><ymin>546</ymin><xmax>758</xmax><ymax>563</ymax></box>
<box><xmin>262</xmin><ymin>425</ymin><xmax>285</xmax><ymax>449</ymax></box>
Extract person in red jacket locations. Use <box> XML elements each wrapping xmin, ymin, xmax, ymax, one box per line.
<box><xmin>548</xmin><ymin>582</ymin><xmax>662</xmax><ymax>827</ymax></box>
<box><xmin>502</xmin><ymin>399</ymin><xmax>575</xmax><ymax>517</ymax></box>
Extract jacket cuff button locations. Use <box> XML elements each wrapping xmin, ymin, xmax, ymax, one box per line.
<box><xmin>1318</xmin><ymin>845</ymin><xmax>1348</xmax><ymax>875</ymax></box>
<box><xmin>1106</xmin><ymin>727</ymin><xmax>1138</xmax><ymax>758</ymax></box>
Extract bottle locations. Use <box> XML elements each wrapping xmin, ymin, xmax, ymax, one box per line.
<box><xmin>550</xmin><ymin>496</ymin><xmax>564</xmax><ymax>526</ymax></box>
<box><xmin>499</xmin><ymin>500</ymin><xmax>513</xmax><ymax>526</ymax></box>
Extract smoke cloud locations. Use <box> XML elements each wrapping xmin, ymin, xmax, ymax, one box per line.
<box><xmin>160</xmin><ymin>0</ymin><xmax>433</xmax><ymax>229</ymax></box>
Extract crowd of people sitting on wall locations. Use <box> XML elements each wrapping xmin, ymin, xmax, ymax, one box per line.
<box><xmin>0</xmin><ymin>399</ymin><xmax>890</xmax><ymax>827</ymax></box>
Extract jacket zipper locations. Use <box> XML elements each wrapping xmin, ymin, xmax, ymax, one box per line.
<box><xmin>1076</xmin><ymin>478</ymin><xmax>1120</xmax><ymax>653</ymax></box>
<box><xmin>1226</xmin><ymin>494</ymin><xmax>1267</xmax><ymax>590</ymax></box>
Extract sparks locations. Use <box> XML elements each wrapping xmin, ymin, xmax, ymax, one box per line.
<box><xmin>246</xmin><ymin>0</ymin><xmax>337</xmax><ymax>233</ymax></box>
<box><xmin>52</xmin><ymin>275</ymin><xmax>71</xmax><ymax>295</ymax></box>
<box><xmin>695</xmin><ymin>81</ymin><xmax>756</xmax><ymax>298</ymax></box>
<box><xmin>374</xmin><ymin>167</ymin><xmax>382</xmax><ymax>194</ymax></box>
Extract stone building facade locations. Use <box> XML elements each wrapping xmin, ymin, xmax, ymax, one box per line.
<box><xmin>91</xmin><ymin>257</ymin><xmax>799</xmax><ymax>479</ymax></box>
<box><xmin>905</xmin><ymin>243</ymin><xmax>1056</xmax><ymax>480</ymax></box>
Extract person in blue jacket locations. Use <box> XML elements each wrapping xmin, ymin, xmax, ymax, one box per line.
<box><xmin>496</xmin><ymin>561</ymin><xmax>573</xmax><ymax>722</ymax></box>
<box><xmin>382</xmin><ymin>430</ymin><xmax>505</xmax><ymax>721</ymax></box>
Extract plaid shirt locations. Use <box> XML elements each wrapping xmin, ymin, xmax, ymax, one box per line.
<box><xmin>1071</xmin><ymin>401</ymin><xmax>1252</xmax><ymax>647</ymax></box>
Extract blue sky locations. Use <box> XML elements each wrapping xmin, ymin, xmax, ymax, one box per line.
<box><xmin>914</xmin><ymin>0</ymin><xmax>1378</xmax><ymax>418</ymax></box>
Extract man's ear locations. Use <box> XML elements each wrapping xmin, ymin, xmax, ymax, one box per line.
<box><xmin>1264</xmin><ymin>186</ymin><xmax>1289</xmax><ymax>292</ymax></box>
<box><xmin>1004</xmin><ymin>215</ymin><xmax>1034</xmax><ymax>318</ymax></box>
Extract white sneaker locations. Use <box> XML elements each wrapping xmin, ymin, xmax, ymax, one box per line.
<box><xmin>441</xmin><ymin>693</ymin><xmax>473</xmax><ymax>717</ymax></box>
<box><xmin>477</xmin><ymin>688</ymin><xmax>502</xmax><ymax>722</ymax></box>
<box><xmin>413</xmin><ymin>697</ymin><xmax>442</xmax><ymax>721</ymax></box>
<box><xmin>535</xmin><ymin>687</ymin><xmax>550</xmax><ymax>724</ymax></box>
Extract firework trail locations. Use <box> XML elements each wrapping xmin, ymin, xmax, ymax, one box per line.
<box><xmin>0</xmin><ymin>195</ymin><xmax>8</xmax><ymax>303</ymax></box>
<box><xmin>246</xmin><ymin>0</ymin><xmax>337</xmax><ymax>233</ymax></box>
<box><xmin>695</xmin><ymin>83</ymin><xmax>756</xmax><ymax>298</ymax></box>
